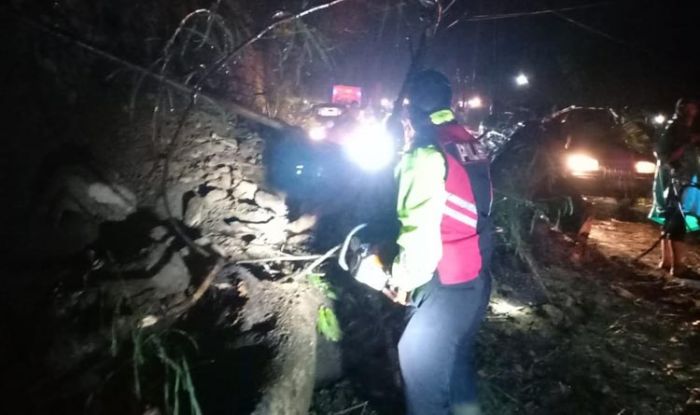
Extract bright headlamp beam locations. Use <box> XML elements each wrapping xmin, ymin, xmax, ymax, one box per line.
<box><xmin>634</xmin><ymin>160</ymin><xmax>656</xmax><ymax>174</ymax></box>
<box><xmin>467</xmin><ymin>96</ymin><xmax>483</xmax><ymax>109</ymax></box>
<box><xmin>566</xmin><ymin>153</ymin><xmax>599</xmax><ymax>175</ymax></box>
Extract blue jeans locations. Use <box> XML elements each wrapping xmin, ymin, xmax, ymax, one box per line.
<box><xmin>398</xmin><ymin>273</ymin><xmax>491</xmax><ymax>415</ymax></box>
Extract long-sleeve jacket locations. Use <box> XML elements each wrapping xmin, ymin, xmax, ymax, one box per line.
<box><xmin>390</xmin><ymin>110</ymin><xmax>493</xmax><ymax>292</ymax></box>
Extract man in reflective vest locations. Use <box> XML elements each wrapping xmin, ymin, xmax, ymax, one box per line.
<box><xmin>354</xmin><ymin>70</ymin><xmax>493</xmax><ymax>414</ymax></box>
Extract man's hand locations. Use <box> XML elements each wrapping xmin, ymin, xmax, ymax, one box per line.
<box><xmin>382</xmin><ymin>286</ymin><xmax>410</xmax><ymax>306</ymax></box>
<box><xmin>354</xmin><ymin>255</ymin><xmax>389</xmax><ymax>291</ymax></box>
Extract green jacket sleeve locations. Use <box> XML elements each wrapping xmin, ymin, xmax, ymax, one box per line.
<box><xmin>390</xmin><ymin>145</ymin><xmax>446</xmax><ymax>291</ymax></box>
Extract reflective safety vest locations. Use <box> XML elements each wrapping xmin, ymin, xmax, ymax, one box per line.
<box><xmin>434</xmin><ymin>123</ymin><xmax>493</xmax><ymax>285</ymax></box>
<box><xmin>392</xmin><ymin>111</ymin><xmax>492</xmax><ymax>290</ymax></box>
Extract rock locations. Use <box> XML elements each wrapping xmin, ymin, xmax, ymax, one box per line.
<box><xmin>223</xmin><ymin>220</ymin><xmax>256</xmax><ymax>235</ymax></box>
<box><xmin>287</xmin><ymin>214</ymin><xmax>317</xmax><ymax>234</ymax></box>
<box><xmin>315</xmin><ymin>336</ymin><xmax>343</xmax><ymax>387</ymax></box>
<box><xmin>541</xmin><ymin>304</ymin><xmax>566</xmax><ymax>326</ymax></box>
<box><xmin>149</xmin><ymin>226</ymin><xmax>169</xmax><ymax>241</ymax></box>
<box><xmin>204</xmin><ymin>189</ymin><xmax>229</xmax><ymax>203</ymax></box>
<box><xmin>212</xmin><ymin>132</ymin><xmax>238</xmax><ymax>152</ymax></box>
<box><xmin>87</xmin><ymin>182</ymin><xmax>137</xmax><ymax>214</ymax></box>
<box><xmin>232</xmin><ymin>180</ymin><xmax>258</xmax><ymax>200</ymax></box>
<box><xmin>144</xmin><ymin>237</ymin><xmax>174</xmax><ymax>271</ymax></box>
<box><xmin>155</xmin><ymin>182</ymin><xmax>190</xmax><ymax>220</ymax></box>
<box><xmin>287</xmin><ymin>233</ymin><xmax>312</xmax><ymax>247</ymax></box>
<box><xmin>231</xmin><ymin>203</ymin><xmax>273</xmax><ymax>224</ymax></box>
<box><xmin>255</xmin><ymin>190</ymin><xmax>288</xmax><ymax>215</ymax></box>
<box><xmin>148</xmin><ymin>250</ymin><xmax>191</xmax><ymax>297</ymax></box>
<box><xmin>249</xmin><ymin>217</ymin><xmax>288</xmax><ymax>244</ymax></box>
<box><xmin>245</xmin><ymin>244</ymin><xmax>276</xmax><ymax>259</ymax></box>
<box><xmin>184</xmin><ymin>196</ymin><xmax>205</xmax><ymax>227</ymax></box>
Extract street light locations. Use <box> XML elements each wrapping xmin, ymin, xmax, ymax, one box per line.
<box><xmin>653</xmin><ymin>114</ymin><xmax>666</xmax><ymax>125</ymax></box>
<box><xmin>515</xmin><ymin>73</ymin><xmax>529</xmax><ymax>87</ymax></box>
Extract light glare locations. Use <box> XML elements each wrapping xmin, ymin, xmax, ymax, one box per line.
<box><xmin>343</xmin><ymin>122</ymin><xmax>395</xmax><ymax>172</ymax></box>
<box><xmin>635</xmin><ymin>160</ymin><xmax>656</xmax><ymax>174</ymax></box>
<box><xmin>309</xmin><ymin>126</ymin><xmax>327</xmax><ymax>141</ymax></box>
<box><xmin>566</xmin><ymin>153</ymin><xmax>599</xmax><ymax>175</ymax></box>
<box><xmin>653</xmin><ymin>114</ymin><xmax>666</xmax><ymax>125</ymax></box>
<box><xmin>467</xmin><ymin>96</ymin><xmax>483</xmax><ymax>109</ymax></box>
<box><xmin>515</xmin><ymin>73</ymin><xmax>529</xmax><ymax>86</ymax></box>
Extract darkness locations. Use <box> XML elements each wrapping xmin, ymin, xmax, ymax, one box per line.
<box><xmin>305</xmin><ymin>0</ymin><xmax>700</xmax><ymax>111</ymax></box>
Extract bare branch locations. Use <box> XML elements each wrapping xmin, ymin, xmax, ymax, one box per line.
<box><xmin>446</xmin><ymin>1</ymin><xmax>611</xmax><ymax>29</ymax></box>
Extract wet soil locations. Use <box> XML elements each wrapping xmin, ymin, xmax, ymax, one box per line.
<box><xmin>311</xmin><ymin>198</ymin><xmax>700</xmax><ymax>415</ymax></box>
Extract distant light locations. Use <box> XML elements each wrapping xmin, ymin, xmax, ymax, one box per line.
<box><xmin>457</xmin><ymin>100</ymin><xmax>465</xmax><ymax>108</ymax></box>
<box><xmin>515</xmin><ymin>73</ymin><xmax>529</xmax><ymax>87</ymax></box>
<box><xmin>467</xmin><ymin>96</ymin><xmax>483</xmax><ymax>109</ymax></box>
<box><xmin>380</xmin><ymin>98</ymin><xmax>392</xmax><ymax>109</ymax></box>
<box><xmin>653</xmin><ymin>114</ymin><xmax>666</xmax><ymax>125</ymax></box>
<box><xmin>402</xmin><ymin>98</ymin><xmax>410</xmax><ymax>106</ymax></box>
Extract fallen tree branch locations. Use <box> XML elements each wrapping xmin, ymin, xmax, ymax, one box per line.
<box><xmin>294</xmin><ymin>245</ymin><xmax>341</xmax><ymax>281</ymax></box>
<box><xmin>237</xmin><ymin>254</ymin><xmax>323</xmax><ymax>265</ymax></box>
<box><xmin>332</xmin><ymin>401</ymin><xmax>368</xmax><ymax>415</ymax></box>
<box><xmin>189</xmin><ymin>257</ymin><xmax>226</xmax><ymax>305</ymax></box>
<box><xmin>8</xmin><ymin>10</ymin><xmax>284</xmax><ymax>130</ymax></box>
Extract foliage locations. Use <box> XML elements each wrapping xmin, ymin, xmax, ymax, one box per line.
<box><xmin>307</xmin><ymin>272</ymin><xmax>337</xmax><ymax>300</ymax></box>
<box><xmin>130</xmin><ymin>327</ymin><xmax>202</xmax><ymax>415</ymax></box>
<box><xmin>317</xmin><ymin>305</ymin><xmax>342</xmax><ymax>342</ymax></box>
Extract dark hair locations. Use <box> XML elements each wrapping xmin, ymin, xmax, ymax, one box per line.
<box><xmin>406</xmin><ymin>70</ymin><xmax>452</xmax><ymax>116</ymax></box>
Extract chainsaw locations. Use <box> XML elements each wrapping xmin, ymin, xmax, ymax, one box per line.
<box><xmin>338</xmin><ymin>223</ymin><xmax>409</xmax><ymax>304</ymax></box>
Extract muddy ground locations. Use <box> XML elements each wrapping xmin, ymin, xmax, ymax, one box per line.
<box><xmin>310</xmin><ymin>198</ymin><xmax>700</xmax><ymax>415</ymax></box>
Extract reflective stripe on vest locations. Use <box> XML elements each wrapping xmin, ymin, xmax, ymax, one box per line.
<box><xmin>446</xmin><ymin>193</ymin><xmax>478</xmax><ymax>214</ymax></box>
<box><xmin>444</xmin><ymin>192</ymin><xmax>477</xmax><ymax>229</ymax></box>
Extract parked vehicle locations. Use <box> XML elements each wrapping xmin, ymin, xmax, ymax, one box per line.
<box><xmin>547</xmin><ymin>106</ymin><xmax>655</xmax><ymax>198</ymax></box>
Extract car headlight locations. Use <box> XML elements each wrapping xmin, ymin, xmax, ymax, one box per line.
<box><xmin>308</xmin><ymin>126</ymin><xmax>327</xmax><ymax>141</ymax></box>
<box><xmin>566</xmin><ymin>153</ymin><xmax>599</xmax><ymax>175</ymax></box>
<box><xmin>342</xmin><ymin>122</ymin><xmax>395</xmax><ymax>172</ymax></box>
<box><xmin>634</xmin><ymin>160</ymin><xmax>656</xmax><ymax>174</ymax></box>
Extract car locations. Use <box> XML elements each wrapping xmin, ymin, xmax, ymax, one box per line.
<box><xmin>547</xmin><ymin>106</ymin><xmax>655</xmax><ymax>198</ymax></box>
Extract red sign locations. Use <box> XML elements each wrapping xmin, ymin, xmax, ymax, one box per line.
<box><xmin>332</xmin><ymin>84</ymin><xmax>362</xmax><ymax>105</ymax></box>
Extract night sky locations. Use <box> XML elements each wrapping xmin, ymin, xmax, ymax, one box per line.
<box><xmin>315</xmin><ymin>0</ymin><xmax>700</xmax><ymax>112</ymax></box>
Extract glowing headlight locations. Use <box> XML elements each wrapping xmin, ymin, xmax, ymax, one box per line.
<box><xmin>308</xmin><ymin>126</ymin><xmax>327</xmax><ymax>141</ymax></box>
<box><xmin>653</xmin><ymin>114</ymin><xmax>666</xmax><ymax>125</ymax></box>
<box><xmin>467</xmin><ymin>96</ymin><xmax>483</xmax><ymax>109</ymax></box>
<box><xmin>635</xmin><ymin>160</ymin><xmax>656</xmax><ymax>174</ymax></box>
<box><xmin>342</xmin><ymin>122</ymin><xmax>395</xmax><ymax>172</ymax></box>
<box><xmin>566</xmin><ymin>153</ymin><xmax>599</xmax><ymax>175</ymax></box>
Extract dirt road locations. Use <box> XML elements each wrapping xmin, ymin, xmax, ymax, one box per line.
<box><xmin>312</xmin><ymin>200</ymin><xmax>700</xmax><ymax>415</ymax></box>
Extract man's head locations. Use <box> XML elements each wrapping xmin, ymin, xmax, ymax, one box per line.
<box><xmin>406</xmin><ymin>69</ymin><xmax>452</xmax><ymax>124</ymax></box>
<box><xmin>675</xmin><ymin>98</ymin><xmax>699</xmax><ymax>121</ymax></box>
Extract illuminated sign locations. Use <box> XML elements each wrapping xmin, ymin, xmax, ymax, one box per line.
<box><xmin>332</xmin><ymin>85</ymin><xmax>362</xmax><ymax>105</ymax></box>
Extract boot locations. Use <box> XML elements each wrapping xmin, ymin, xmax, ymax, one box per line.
<box><xmin>670</xmin><ymin>240</ymin><xmax>687</xmax><ymax>277</ymax></box>
<box><xmin>657</xmin><ymin>239</ymin><xmax>672</xmax><ymax>270</ymax></box>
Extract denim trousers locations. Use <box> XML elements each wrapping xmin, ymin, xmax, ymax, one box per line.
<box><xmin>398</xmin><ymin>273</ymin><xmax>492</xmax><ymax>415</ymax></box>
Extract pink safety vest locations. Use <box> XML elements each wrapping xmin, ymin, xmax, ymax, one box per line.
<box><xmin>435</xmin><ymin>124</ymin><xmax>493</xmax><ymax>285</ymax></box>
